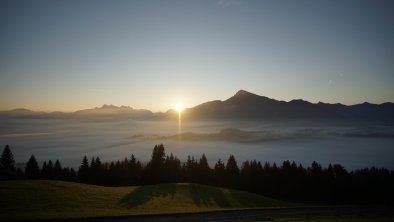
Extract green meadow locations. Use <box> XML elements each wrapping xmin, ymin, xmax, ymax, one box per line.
<box><xmin>0</xmin><ymin>180</ymin><xmax>291</xmax><ymax>221</ymax></box>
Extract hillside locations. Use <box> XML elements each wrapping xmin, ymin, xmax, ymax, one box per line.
<box><xmin>0</xmin><ymin>180</ymin><xmax>291</xmax><ymax>221</ymax></box>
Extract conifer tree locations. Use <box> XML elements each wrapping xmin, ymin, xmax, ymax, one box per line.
<box><xmin>0</xmin><ymin>145</ymin><xmax>15</xmax><ymax>170</ymax></box>
<box><xmin>225</xmin><ymin>155</ymin><xmax>240</xmax><ymax>189</ymax></box>
<box><xmin>0</xmin><ymin>145</ymin><xmax>17</xmax><ymax>179</ymax></box>
<box><xmin>25</xmin><ymin>155</ymin><xmax>40</xmax><ymax>179</ymax></box>
<box><xmin>78</xmin><ymin>156</ymin><xmax>89</xmax><ymax>182</ymax></box>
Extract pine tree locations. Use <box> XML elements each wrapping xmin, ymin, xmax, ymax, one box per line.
<box><xmin>213</xmin><ymin>159</ymin><xmax>226</xmax><ymax>187</ymax></box>
<box><xmin>164</xmin><ymin>153</ymin><xmax>181</xmax><ymax>183</ymax></box>
<box><xmin>128</xmin><ymin>154</ymin><xmax>142</xmax><ymax>185</ymax></box>
<box><xmin>197</xmin><ymin>154</ymin><xmax>210</xmax><ymax>184</ymax></box>
<box><xmin>142</xmin><ymin>144</ymin><xmax>166</xmax><ymax>184</ymax></box>
<box><xmin>90</xmin><ymin>157</ymin><xmax>103</xmax><ymax>184</ymax></box>
<box><xmin>78</xmin><ymin>156</ymin><xmax>89</xmax><ymax>183</ymax></box>
<box><xmin>45</xmin><ymin>160</ymin><xmax>54</xmax><ymax>179</ymax></box>
<box><xmin>240</xmin><ymin>161</ymin><xmax>251</xmax><ymax>190</ymax></box>
<box><xmin>1</xmin><ymin>145</ymin><xmax>15</xmax><ymax>170</ymax></box>
<box><xmin>185</xmin><ymin>155</ymin><xmax>198</xmax><ymax>183</ymax></box>
<box><xmin>0</xmin><ymin>145</ymin><xmax>17</xmax><ymax>179</ymax></box>
<box><xmin>151</xmin><ymin>144</ymin><xmax>165</xmax><ymax>167</ymax></box>
<box><xmin>54</xmin><ymin>160</ymin><xmax>62</xmax><ymax>180</ymax></box>
<box><xmin>25</xmin><ymin>155</ymin><xmax>40</xmax><ymax>179</ymax></box>
<box><xmin>225</xmin><ymin>155</ymin><xmax>240</xmax><ymax>189</ymax></box>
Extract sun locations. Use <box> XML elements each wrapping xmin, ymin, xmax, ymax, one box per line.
<box><xmin>175</xmin><ymin>103</ymin><xmax>184</xmax><ymax>113</ymax></box>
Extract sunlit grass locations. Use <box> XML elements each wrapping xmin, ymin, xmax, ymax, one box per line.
<box><xmin>0</xmin><ymin>180</ymin><xmax>291</xmax><ymax>221</ymax></box>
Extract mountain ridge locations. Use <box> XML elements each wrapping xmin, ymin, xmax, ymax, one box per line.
<box><xmin>1</xmin><ymin>90</ymin><xmax>393</xmax><ymax>122</ymax></box>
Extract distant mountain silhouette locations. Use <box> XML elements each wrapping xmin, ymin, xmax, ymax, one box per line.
<box><xmin>1</xmin><ymin>90</ymin><xmax>393</xmax><ymax>122</ymax></box>
<box><xmin>180</xmin><ymin>90</ymin><xmax>394</xmax><ymax>122</ymax></box>
<box><xmin>0</xmin><ymin>108</ymin><xmax>45</xmax><ymax>118</ymax></box>
<box><xmin>0</xmin><ymin>105</ymin><xmax>153</xmax><ymax>121</ymax></box>
<box><xmin>71</xmin><ymin>104</ymin><xmax>153</xmax><ymax>120</ymax></box>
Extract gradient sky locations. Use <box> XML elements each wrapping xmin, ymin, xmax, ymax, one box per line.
<box><xmin>1</xmin><ymin>0</ymin><xmax>393</xmax><ymax>112</ymax></box>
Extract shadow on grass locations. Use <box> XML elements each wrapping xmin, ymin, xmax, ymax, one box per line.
<box><xmin>119</xmin><ymin>183</ymin><xmax>176</xmax><ymax>208</ymax></box>
<box><xmin>228</xmin><ymin>189</ymin><xmax>288</xmax><ymax>207</ymax></box>
<box><xmin>228</xmin><ymin>190</ymin><xmax>259</xmax><ymax>207</ymax></box>
<box><xmin>188</xmin><ymin>184</ymin><xmax>231</xmax><ymax>208</ymax></box>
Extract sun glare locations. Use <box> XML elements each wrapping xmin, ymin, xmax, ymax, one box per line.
<box><xmin>176</xmin><ymin>103</ymin><xmax>184</xmax><ymax>113</ymax></box>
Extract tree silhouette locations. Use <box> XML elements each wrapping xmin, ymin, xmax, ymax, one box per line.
<box><xmin>90</xmin><ymin>157</ymin><xmax>103</xmax><ymax>184</ymax></box>
<box><xmin>41</xmin><ymin>160</ymin><xmax>54</xmax><ymax>179</ymax></box>
<box><xmin>128</xmin><ymin>154</ymin><xmax>142</xmax><ymax>185</ymax></box>
<box><xmin>240</xmin><ymin>161</ymin><xmax>251</xmax><ymax>190</ymax></box>
<box><xmin>225</xmin><ymin>155</ymin><xmax>240</xmax><ymax>189</ymax></box>
<box><xmin>183</xmin><ymin>155</ymin><xmax>197</xmax><ymax>183</ymax></box>
<box><xmin>25</xmin><ymin>155</ymin><xmax>40</xmax><ymax>179</ymax></box>
<box><xmin>142</xmin><ymin>144</ymin><xmax>166</xmax><ymax>184</ymax></box>
<box><xmin>196</xmin><ymin>154</ymin><xmax>211</xmax><ymax>184</ymax></box>
<box><xmin>151</xmin><ymin>144</ymin><xmax>166</xmax><ymax>166</ymax></box>
<box><xmin>213</xmin><ymin>159</ymin><xmax>226</xmax><ymax>187</ymax></box>
<box><xmin>0</xmin><ymin>145</ymin><xmax>17</xmax><ymax>179</ymax></box>
<box><xmin>54</xmin><ymin>160</ymin><xmax>62</xmax><ymax>180</ymax></box>
<box><xmin>164</xmin><ymin>153</ymin><xmax>181</xmax><ymax>183</ymax></box>
<box><xmin>78</xmin><ymin>156</ymin><xmax>89</xmax><ymax>183</ymax></box>
<box><xmin>3</xmin><ymin>143</ymin><xmax>394</xmax><ymax>204</ymax></box>
<box><xmin>1</xmin><ymin>145</ymin><xmax>15</xmax><ymax>170</ymax></box>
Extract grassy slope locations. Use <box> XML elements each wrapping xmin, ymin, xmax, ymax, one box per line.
<box><xmin>0</xmin><ymin>180</ymin><xmax>291</xmax><ymax>221</ymax></box>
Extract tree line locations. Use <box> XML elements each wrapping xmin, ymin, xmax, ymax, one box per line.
<box><xmin>1</xmin><ymin>144</ymin><xmax>393</xmax><ymax>204</ymax></box>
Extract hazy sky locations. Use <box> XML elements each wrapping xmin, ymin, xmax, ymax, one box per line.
<box><xmin>1</xmin><ymin>0</ymin><xmax>393</xmax><ymax>112</ymax></box>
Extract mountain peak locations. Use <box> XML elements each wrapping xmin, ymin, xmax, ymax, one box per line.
<box><xmin>98</xmin><ymin>104</ymin><xmax>116</xmax><ymax>109</ymax></box>
<box><xmin>11</xmin><ymin>108</ymin><xmax>33</xmax><ymax>112</ymax></box>
<box><xmin>225</xmin><ymin>90</ymin><xmax>273</xmax><ymax>104</ymax></box>
<box><xmin>289</xmin><ymin>99</ymin><xmax>312</xmax><ymax>105</ymax></box>
<box><xmin>234</xmin><ymin>90</ymin><xmax>256</xmax><ymax>97</ymax></box>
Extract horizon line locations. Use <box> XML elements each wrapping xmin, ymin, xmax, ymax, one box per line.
<box><xmin>1</xmin><ymin>90</ymin><xmax>393</xmax><ymax>113</ymax></box>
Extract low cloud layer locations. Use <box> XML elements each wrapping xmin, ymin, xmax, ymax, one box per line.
<box><xmin>126</xmin><ymin>126</ymin><xmax>394</xmax><ymax>144</ymax></box>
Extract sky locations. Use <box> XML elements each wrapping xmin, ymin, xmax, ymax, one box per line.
<box><xmin>1</xmin><ymin>0</ymin><xmax>393</xmax><ymax>112</ymax></box>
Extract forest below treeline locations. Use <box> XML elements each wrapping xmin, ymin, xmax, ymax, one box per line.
<box><xmin>1</xmin><ymin>144</ymin><xmax>393</xmax><ymax>204</ymax></box>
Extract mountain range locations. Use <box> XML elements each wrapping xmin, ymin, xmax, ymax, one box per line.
<box><xmin>1</xmin><ymin>90</ymin><xmax>393</xmax><ymax>122</ymax></box>
<box><xmin>181</xmin><ymin>90</ymin><xmax>394</xmax><ymax>122</ymax></box>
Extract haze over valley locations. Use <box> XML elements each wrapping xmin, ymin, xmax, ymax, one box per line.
<box><xmin>2</xmin><ymin>90</ymin><xmax>393</xmax><ymax>170</ymax></box>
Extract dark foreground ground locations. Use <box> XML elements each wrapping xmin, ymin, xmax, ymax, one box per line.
<box><xmin>54</xmin><ymin>206</ymin><xmax>394</xmax><ymax>222</ymax></box>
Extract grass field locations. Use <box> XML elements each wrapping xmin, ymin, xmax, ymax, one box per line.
<box><xmin>0</xmin><ymin>180</ymin><xmax>291</xmax><ymax>221</ymax></box>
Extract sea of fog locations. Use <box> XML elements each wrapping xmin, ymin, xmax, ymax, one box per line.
<box><xmin>1</xmin><ymin>118</ymin><xmax>393</xmax><ymax>170</ymax></box>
